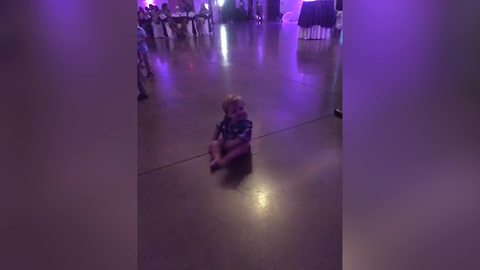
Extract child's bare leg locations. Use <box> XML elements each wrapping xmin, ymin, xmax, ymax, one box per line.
<box><xmin>221</xmin><ymin>142</ymin><xmax>251</xmax><ymax>166</ymax></box>
<box><xmin>209</xmin><ymin>140</ymin><xmax>222</xmax><ymax>163</ymax></box>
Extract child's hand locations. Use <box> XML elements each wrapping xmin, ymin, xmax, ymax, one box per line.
<box><xmin>208</xmin><ymin>141</ymin><xmax>213</xmax><ymax>152</ymax></box>
<box><xmin>208</xmin><ymin>140</ymin><xmax>216</xmax><ymax>152</ymax></box>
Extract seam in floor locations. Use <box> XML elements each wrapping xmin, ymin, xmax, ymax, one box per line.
<box><xmin>138</xmin><ymin>114</ymin><xmax>335</xmax><ymax>177</ymax></box>
<box><xmin>207</xmin><ymin>58</ymin><xmax>341</xmax><ymax>98</ymax></box>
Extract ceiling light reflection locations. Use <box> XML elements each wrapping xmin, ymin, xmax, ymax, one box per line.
<box><xmin>144</xmin><ymin>0</ymin><xmax>155</xmax><ymax>6</ymax></box>
<box><xmin>220</xmin><ymin>25</ymin><xmax>228</xmax><ymax>61</ymax></box>
<box><xmin>253</xmin><ymin>187</ymin><xmax>273</xmax><ymax>215</ymax></box>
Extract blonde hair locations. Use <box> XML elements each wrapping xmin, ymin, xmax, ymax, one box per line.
<box><xmin>222</xmin><ymin>94</ymin><xmax>245</xmax><ymax>114</ymax></box>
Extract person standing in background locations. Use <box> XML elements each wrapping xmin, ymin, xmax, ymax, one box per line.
<box><xmin>196</xmin><ymin>3</ymin><xmax>210</xmax><ymax>33</ymax></box>
<box><xmin>179</xmin><ymin>0</ymin><xmax>194</xmax><ymax>13</ymax></box>
<box><xmin>137</xmin><ymin>25</ymin><xmax>154</xmax><ymax>78</ymax></box>
<box><xmin>138</xmin><ymin>7</ymin><xmax>153</xmax><ymax>37</ymax></box>
<box><xmin>161</xmin><ymin>3</ymin><xmax>187</xmax><ymax>37</ymax></box>
<box><xmin>256</xmin><ymin>1</ymin><xmax>263</xmax><ymax>23</ymax></box>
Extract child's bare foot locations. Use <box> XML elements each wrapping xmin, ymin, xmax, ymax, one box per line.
<box><xmin>210</xmin><ymin>159</ymin><xmax>224</xmax><ymax>172</ymax></box>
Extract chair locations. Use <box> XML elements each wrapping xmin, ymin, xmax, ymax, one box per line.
<box><xmin>196</xmin><ymin>15</ymin><xmax>213</xmax><ymax>35</ymax></box>
<box><xmin>185</xmin><ymin>12</ymin><xmax>197</xmax><ymax>36</ymax></box>
<box><xmin>159</xmin><ymin>14</ymin><xmax>175</xmax><ymax>38</ymax></box>
<box><xmin>335</xmin><ymin>11</ymin><xmax>343</xmax><ymax>30</ymax></box>
<box><xmin>151</xmin><ymin>21</ymin><xmax>165</xmax><ymax>38</ymax></box>
<box><xmin>298</xmin><ymin>26</ymin><xmax>331</xmax><ymax>40</ymax></box>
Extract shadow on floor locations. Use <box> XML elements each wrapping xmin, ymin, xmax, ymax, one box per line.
<box><xmin>219</xmin><ymin>153</ymin><xmax>253</xmax><ymax>189</ymax></box>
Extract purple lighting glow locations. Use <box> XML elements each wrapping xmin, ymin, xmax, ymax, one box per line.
<box><xmin>279</xmin><ymin>0</ymin><xmax>304</xmax><ymax>22</ymax></box>
<box><xmin>138</xmin><ymin>0</ymin><xmax>156</xmax><ymax>7</ymax></box>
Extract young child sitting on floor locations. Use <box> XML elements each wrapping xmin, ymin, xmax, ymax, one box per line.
<box><xmin>209</xmin><ymin>94</ymin><xmax>253</xmax><ymax>171</ymax></box>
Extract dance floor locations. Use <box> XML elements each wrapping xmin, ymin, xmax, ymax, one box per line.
<box><xmin>138</xmin><ymin>21</ymin><xmax>342</xmax><ymax>269</ymax></box>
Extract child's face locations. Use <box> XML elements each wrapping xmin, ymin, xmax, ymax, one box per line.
<box><xmin>227</xmin><ymin>102</ymin><xmax>248</xmax><ymax>122</ymax></box>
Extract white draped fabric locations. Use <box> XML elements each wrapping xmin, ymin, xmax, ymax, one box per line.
<box><xmin>152</xmin><ymin>22</ymin><xmax>165</xmax><ymax>38</ymax></box>
<box><xmin>298</xmin><ymin>26</ymin><xmax>331</xmax><ymax>40</ymax></box>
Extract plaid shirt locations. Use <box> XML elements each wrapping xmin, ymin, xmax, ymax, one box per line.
<box><xmin>137</xmin><ymin>26</ymin><xmax>148</xmax><ymax>54</ymax></box>
<box><xmin>216</xmin><ymin>117</ymin><xmax>253</xmax><ymax>142</ymax></box>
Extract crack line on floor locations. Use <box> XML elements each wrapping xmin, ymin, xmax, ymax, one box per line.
<box><xmin>138</xmin><ymin>114</ymin><xmax>335</xmax><ymax>177</ymax></box>
<box><xmin>207</xmin><ymin>58</ymin><xmax>341</xmax><ymax>98</ymax></box>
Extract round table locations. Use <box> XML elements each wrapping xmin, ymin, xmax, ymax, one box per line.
<box><xmin>297</xmin><ymin>0</ymin><xmax>336</xmax><ymax>40</ymax></box>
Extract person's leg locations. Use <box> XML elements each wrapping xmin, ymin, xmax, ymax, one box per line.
<box><xmin>137</xmin><ymin>65</ymin><xmax>148</xmax><ymax>101</ymax></box>
<box><xmin>169</xmin><ymin>19</ymin><xmax>181</xmax><ymax>35</ymax></box>
<box><xmin>141</xmin><ymin>53</ymin><xmax>153</xmax><ymax>77</ymax></box>
<box><xmin>209</xmin><ymin>140</ymin><xmax>223</xmax><ymax>161</ymax></box>
<box><xmin>137</xmin><ymin>79</ymin><xmax>149</xmax><ymax>101</ymax></box>
<box><xmin>196</xmin><ymin>20</ymin><xmax>200</xmax><ymax>34</ymax></box>
<box><xmin>138</xmin><ymin>77</ymin><xmax>146</xmax><ymax>94</ymax></box>
<box><xmin>137</xmin><ymin>52</ymin><xmax>143</xmax><ymax>65</ymax></box>
<box><xmin>218</xmin><ymin>142</ymin><xmax>251</xmax><ymax>166</ymax></box>
<box><xmin>209</xmin><ymin>140</ymin><xmax>226</xmax><ymax>171</ymax></box>
<box><xmin>196</xmin><ymin>18</ymin><xmax>204</xmax><ymax>34</ymax></box>
<box><xmin>181</xmin><ymin>19</ymin><xmax>188</xmax><ymax>34</ymax></box>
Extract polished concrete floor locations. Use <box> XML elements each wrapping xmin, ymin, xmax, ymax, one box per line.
<box><xmin>138</xmin><ymin>22</ymin><xmax>342</xmax><ymax>269</ymax></box>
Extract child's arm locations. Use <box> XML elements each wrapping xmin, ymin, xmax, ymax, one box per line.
<box><xmin>212</xmin><ymin>125</ymin><xmax>221</xmax><ymax>141</ymax></box>
<box><xmin>224</xmin><ymin>138</ymin><xmax>243</xmax><ymax>150</ymax></box>
<box><xmin>237</xmin><ymin>120</ymin><xmax>252</xmax><ymax>142</ymax></box>
<box><xmin>225</xmin><ymin>120</ymin><xmax>252</xmax><ymax>149</ymax></box>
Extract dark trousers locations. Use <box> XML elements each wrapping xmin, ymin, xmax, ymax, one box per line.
<box><xmin>137</xmin><ymin>65</ymin><xmax>146</xmax><ymax>95</ymax></box>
